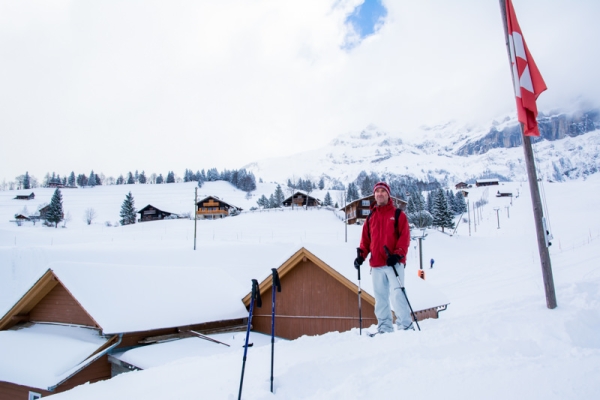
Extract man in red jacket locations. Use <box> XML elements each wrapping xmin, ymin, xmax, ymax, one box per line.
<box><xmin>354</xmin><ymin>181</ymin><xmax>413</xmax><ymax>333</ymax></box>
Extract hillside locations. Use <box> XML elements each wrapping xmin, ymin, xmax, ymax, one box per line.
<box><xmin>1</xmin><ymin>176</ymin><xmax>599</xmax><ymax>399</ymax></box>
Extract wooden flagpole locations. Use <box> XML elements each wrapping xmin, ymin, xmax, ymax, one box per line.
<box><xmin>499</xmin><ymin>0</ymin><xmax>557</xmax><ymax>309</ymax></box>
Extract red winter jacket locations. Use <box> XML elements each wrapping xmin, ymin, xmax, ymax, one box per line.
<box><xmin>359</xmin><ymin>200</ymin><xmax>410</xmax><ymax>268</ymax></box>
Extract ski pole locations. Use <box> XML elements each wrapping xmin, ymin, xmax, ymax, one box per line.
<box><xmin>270</xmin><ymin>268</ymin><xmax>281</xmax><ymax>393</ymax></box>
<box><xmin>238</xmin><ymin>279</ymin><xmax>262</xmax><ymax>400</ymax></box>
<box><xmin>356</xmin><ymin>248</ymin><xmax>363</xmax><ymax>335</ymax></box>
<box><xmin>384</xmin><ymin>246</ymin><xmax>421</xmax><ymax>331</ymax></box>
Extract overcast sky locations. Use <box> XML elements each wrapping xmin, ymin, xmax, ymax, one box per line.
<box><xmin>1</xmin><ymin>0</ymin><xmax>599</xmax><ymax>183</ymax></box>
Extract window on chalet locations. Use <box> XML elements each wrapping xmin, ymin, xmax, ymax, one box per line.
<box><xmin>361</xmin><ymin>200</ymin><xmax>370</xmax><ymax>206</ymax></box>
<box><xmin>29</xmin><ymin>392</ymin><xmax>42</xmax><ymax>400</ymax></box>
<box><xmin>361</xmin><ymin>209</ymin><xmax>370</xmax><ymax>216</ymax></box>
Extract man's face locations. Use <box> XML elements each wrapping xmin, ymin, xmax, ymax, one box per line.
<box><xmin>374</xmin><ymin>188</ymin><xmax>389</xmax><ymax>206</ymax></box>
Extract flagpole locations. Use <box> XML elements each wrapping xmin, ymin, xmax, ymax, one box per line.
<box><xmin>499</xmin><ymin>0</ymin><xmax>557</xmax><ymax>309</ymax></box>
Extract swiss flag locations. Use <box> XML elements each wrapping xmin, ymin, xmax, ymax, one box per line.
<box><xmin>505</xmin><ymin>0</ymin><xmax>547</xmax><ymax>136</ymax></box>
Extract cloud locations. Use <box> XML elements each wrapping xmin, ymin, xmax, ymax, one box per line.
<box><xmin>0</xmin><ymin>0</ymin><xmax>598</xmax><ymax>183</ymax></box>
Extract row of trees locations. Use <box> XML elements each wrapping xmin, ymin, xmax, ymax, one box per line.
<box><xmin>405</xmin><ymin>188</ymin><xmax>467</xmax><ymax>232</ymax></box>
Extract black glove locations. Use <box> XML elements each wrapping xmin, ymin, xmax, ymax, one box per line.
<box><xmin>354</xmin><ymin>249</ymin><xmax>365</xmax><ymax>269</ymax></box>
<box><xmin>386</xmin><ymin>254</ymin><xmax>402</xmax><ymax>267</ymax></box>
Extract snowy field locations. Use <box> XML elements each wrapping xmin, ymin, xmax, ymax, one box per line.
<box><xmin>1</xmin><ymin>177</ymin><xmax>599</xmax><ymax>399</ymax></box>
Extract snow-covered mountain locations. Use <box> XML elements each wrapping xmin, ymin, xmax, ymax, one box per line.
<box><xmin>245</xmin><ymin>108</ymin><xmax>600</xmax><ymax>186</ymax></box>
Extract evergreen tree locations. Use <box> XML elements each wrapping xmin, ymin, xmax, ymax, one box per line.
<box><xmin>23</xmin><ymin>172</ymin><xmax>31</xmax><ymax>190</ymax></box>
<box><xmin>77</xmin><ymin>174</ymin><xmax>88</xmax><ymax>187</ymax></box>
<box><xmin>274</xmin><ymin>184</ymin><xmax>285</xmax><ymax>207</ymax></box>
<box><xmin>454</xmin><ymin>191</ymin><xmax>467</xmax><ymax>214</ymax></box>
<box><xmin>127</xmin><ymin>172</ymin><xmax>135</xmax><ymax>184</ymax></box>
<box><xmin>119</xmin><ymin>191</ymin><xmax>136</xmax><ymax>225</ymax></box>
<box><xmin>68</xmin><ymin>172</ymin><xmax>76</xmax><ymax>187</ymax></box>
<box><xmin>94</xmin><ymin>173</ymin><xmax>102</xmax><ymax>186</ymax></box>
<box><xmin>116</xmin><ymin>175</ymin><xmax>125</xmax><ymax>185</ymax></box>
<box><xmin>166</xmin><ymin>171</ymin><xmax>175</xmax><ymax>183</ymax></box>
<box><xmin>156</xmin><ymin>174</ymin><xmax>164</xmax><ymax>184</ymax></box>
<box><xmin>323</xmin><ymin>192</ymin><xmax>332</xmax><ymax>207</ymax></box>
<box><xmin>47</xmin><ymin>188</ymin><xmax>64</xmax><ymax>228</ymax></box>
<box><xmin>432</xmin><ymin>188</ymin><xmax>455</xmax><ymax>232</ymax></box>
<box><xmin>257</xmin><ymin>195</ymin><xmax>269</xmax><ymax>208</ymax></box>
<box><xmin>88</xmin><ymin>170</ymin><xmax>97</xmax><ymax>187</ymax></box>
<box><xmin>138</xmin><ymin>171</ymin><xmax>147</xmax><ymax>184</ymax></box>
<box><xmin>318</xmin><ymin>177</ymin><xmax>325</xmax><ymax>190</ymax></box>
<box><xmin>268</xmin><ymin>194</ymin><xmax>276</xmax><ymax>208</ymax></box>
<box><xmin>426</xmin><ymin>191</ymin><xmax>434</xmax><ymax>214</ymax></box>
<box><xmin>346</xmin><ymin>182</ymin><xmax>359</xmax><ymax>202</ymax></box>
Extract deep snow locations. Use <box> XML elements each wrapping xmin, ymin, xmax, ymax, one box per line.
<box><xmin>1</xmin><ymin>177</ymin><xmax>599</xmax><ymax>399</ymax></box>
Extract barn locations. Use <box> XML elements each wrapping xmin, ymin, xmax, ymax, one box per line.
<box><xmin>137</xmin><ymin>204</ymin><xmax>176</xmax><ymax>222</ymax></box>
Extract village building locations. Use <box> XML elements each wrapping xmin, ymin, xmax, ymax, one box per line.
<box><xmin>0</xmin><ymin>244</ymin><xmax>449</xmax><ymax>396</ymax></box>
<box><xmin>196</xmin><ymin>196</ymin><xmax>242</xmax><ymax>219</ymax></box>
<box><xmin>0</xmin><ymin>263</ymin><xmax>249</xmax><ymax>397</ymax></box>
<box><xmin>340</xmin><ymin>195</ymin><xmax>407</xmax><ymax>225</ymax></box>
<box><xmin>496</xmin><ymin>190</ymin><xmax>513</xmax><ymax>197</ymax></box>
<box><xmin>454</xmin><ymin>182</ymin><xmax>469</xmax><ymax>190</ymax></box>
<box><xmin>14</xmin><ymin>192</ymin><xmax>35</xmax><ymax>200</ymax></box>
<box><xmin>244</xmin><ymin>245</ymin><xmax>449</xmax><ymax>340</ymax></box>
<box><xmin>282</xmin><ymin>191</ymin><xmax>321</xmax><ymax>207</ymax></box>
<box><xmin>137</xmin><ymin>205</ymin><xmax>176</xmax><ymax>222</ymax></box>
<box><xmin>475</xmin><ymin>178</ymin><xmax>500</xmax><ymax>187</ymax></box>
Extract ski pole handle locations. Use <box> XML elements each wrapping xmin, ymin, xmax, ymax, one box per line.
<box><xmin>356</xmin><ymin>248</ymin><xmax>362</xmax><ymax>280</ymax></box>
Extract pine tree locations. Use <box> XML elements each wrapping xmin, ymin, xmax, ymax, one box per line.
<box><xmin>268</xmin><ymin>194</ymin><xmax>276</xmax><ymax>208</ymax></box>
<box><xmin>432</xmin><ymin>188</ymin><xmax>454</xmax><ymax>232</ymax></box>
<box><xmin>318</xmin><ymin>177</ymin><xmax>325</xmax><ymax>190</ymax></box>
<box><xmin>257</xmin><ymin>195</ymin><xmax>269</xmax><ymax>208</ymax></box>
<box><xmin>88</xmin><ymin>170</ymin><xmax>97</xmax><ymax>187</ymax></box>
<box><xmin>156</xmin><ymin>174</ymin><xmax>164</xmax><ymax>184</ymax></box>
<box><xmin>454</xmin><ymin>191</ymin><xmax>467</xmax><ymax>214</ymax></box>
<box><xmin>47</xmin><ymin>188</ymin><xmax>64</xmax><ymax>228</ymax></box>
<box><xmin>166</xmin><ymin>171</ymin><xmax>175</xmax><ymax>183</ymax></box>
<box><xmin>138</xmin><ymin>171</ymin><xmax>147</xmax><ymax>184</ymax></box>
<box><xmin>127</xmin><ymin>172</ymin><xmax>135</xmax><ymax>184</ymax></box>
<box><xmin>323</xmin><ymin>192</ymin><xmax>332</xmax><ymax>206</ymax></box>
<box><xmin>274</xmin><ymin>184</ymin><xmax>285</xmax><ymax>207</ymax></box>
<box><xmin>23</xmin><ymin>172</ymin><xmax>31</xmax><ymax>190</ymax></box>
<box><xmin>68</xmin><ymin>172</ymin><xmax>76</xmax><ymax>187</ymax></box>
<box><xmin>116</xmin><ymin>175</ymin><xmax>125</xmax><ymax>185</ymax></box>
<box><xmin>119</xmin><ymin>191</ymin><xmax>136</xmax><ymax>225</ymax></box>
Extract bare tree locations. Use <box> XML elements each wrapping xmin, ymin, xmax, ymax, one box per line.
<box><xmin>62</xmin><ymin>211</ymin><xmax>72</xmax><ymax>228</ymax></box>
<box><xmin>84</xmin><ymin>208</ymin><xmax>97</xmax><ymax>225</ymax></box>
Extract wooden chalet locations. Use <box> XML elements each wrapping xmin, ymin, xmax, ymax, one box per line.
<box><xmin>196</xmin><ymin>196</ymin><xmax>241</xmax><ymax>219</ymax></box>
<box><xmin>455</xmin><ymin>182</ymin><xmax>469</xmax><ymax>190</ymax></box>
<box><xmin>340</xmin><ymin>195</ymin><xmax>407</xmax><ymax>225</ymax></box>
<box><xmin>0</xmin><ymin>263</ymin><xmax>248</xmax><ymax>397</ymax></box>
<box><xmin>496</xmin><ymin>191</ymin><xmax>513</xmax><ymax>197</ymax></box>
<box><xmin>282</xmin><ymin>191</ymin><xmax>321</xmax><ymax>207</ymax></box>
<box><xmin>475</xmin><ymin>178</ymin><xmax>499</xmax><ymax>187</ymax></box>
<box><xmin>137</xmin><ymin>204</ymin><xmax>175</xmax><ymax>222</ymax></box>
<box><xmin>14</xmin><ymin>192</ymin><xmax>35</xmax><ymax>200</ymax></box>
<box><xmin>244</xmin><ymin>246</ymin><xmax>449</xmax><ymax>340</ymax></box>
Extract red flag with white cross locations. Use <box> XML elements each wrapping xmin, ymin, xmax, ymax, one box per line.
<box><xmin>505</xmin><ymin>0</ymin><xmax>547</xmax><ymax>136</ymax></box>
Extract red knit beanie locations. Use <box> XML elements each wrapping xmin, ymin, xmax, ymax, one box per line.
<box><xmin>373</xmin><ymin>181</ymin><xmax>391</xmax><ymax>197</ymax></box>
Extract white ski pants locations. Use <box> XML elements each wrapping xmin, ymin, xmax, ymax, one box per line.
<box><xmin>371</xmin><ymin>264</ymin><xmax>411</xmax><ymax>332</ymax></box>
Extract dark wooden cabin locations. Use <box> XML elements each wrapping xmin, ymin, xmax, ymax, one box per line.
<box><xmin>196</xmin><ymin>196</ymin><xmax>241</xmax><ymax>219</ymax></box>
<box><xmin>137</xmin><ymin>205</ymin><xmax>174</xmax><ymax>222</ymax></box>
<box><xmin>14</xmin><ymin>192</ymin><xmax>35</xmax><ymax>200</ymax></box>
<box><xmin>475</xmin><ymin>179</ymin><xmax>499</xmax><ymax>187</ymax></box>
<box><xmin>282</xmin><ymin>192</ymin><xmax>321</xmax><ymax>207</ymax></box>
<box><xmin>340</xmin><ymin>195</ymin><xmax>407</xmax><ymax>225</ymax></box>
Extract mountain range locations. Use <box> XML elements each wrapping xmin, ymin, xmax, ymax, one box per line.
<box><xmin>246</xmin><ymin>107</ymin><xmax>600</xmax><ymax>187</ymax></box>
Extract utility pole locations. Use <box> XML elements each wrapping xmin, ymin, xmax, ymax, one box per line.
<box><xmin>194</xmin><ymin>187</ymin><xmax>198</xmax><ymax>250</ymax></box>
<box><xmin>494</xmin><ymin>207</ymin><xmax>500</xmax><ymax>229</ymax></box>
<box><xmin>499</xmin><ymin>0</ymin><xmax>556</xmax><ymax>309</ymax></box>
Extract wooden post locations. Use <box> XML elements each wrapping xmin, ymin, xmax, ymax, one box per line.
<box><xmin>194</xmin><ymin>187</ymin><xmax>198</xmax><ymax>250</ymax></box>
<box><xmin>499</xmin><ymin>0</ymin><xmax>557</xmax><ymax>309</ymax></box>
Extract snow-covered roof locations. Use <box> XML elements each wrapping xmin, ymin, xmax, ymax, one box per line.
<box><xmin>0</xmin><ymin>323</ymin><xmax>109</xmax><ymax>390</ymax></box>
<box><xmin>111</xmin><ymin>331</ymin><xmax>279</xmax><ymax>370</ymax></box>
<box><xmin>47</xmin><ymin>262</ymin><xmax>251</xmax><ymax>335</ymax></box>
